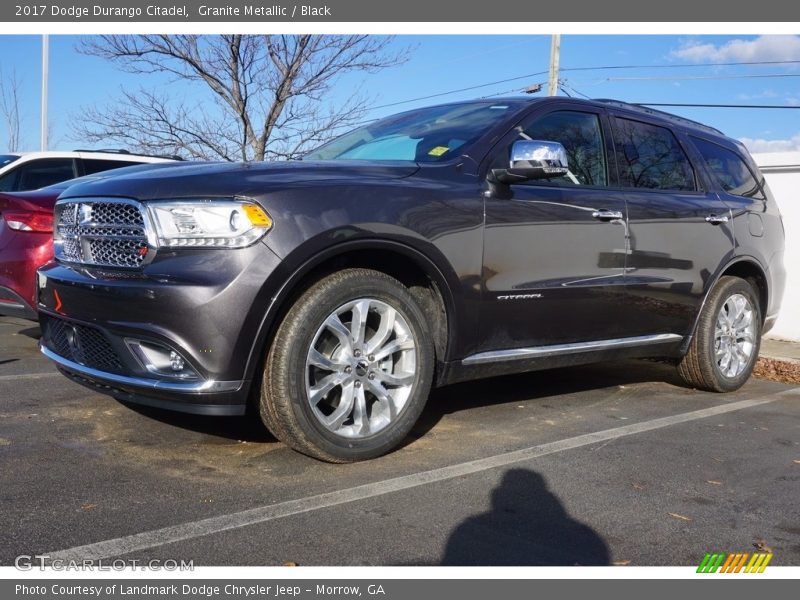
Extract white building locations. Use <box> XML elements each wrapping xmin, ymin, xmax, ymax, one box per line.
<box><xmin>753</xmin><ymin>152</ymin><xmax>799</xmax><ymax>341</ymax></box>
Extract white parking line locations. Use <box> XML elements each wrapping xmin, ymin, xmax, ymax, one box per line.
<box><xmin>0</xmin><ymin>372</ymin><xmax>60</xmax><ymax>382</ymax></box>
<box><xmin>47</xmin><ymin>390</ymin><xmax>796</xmax><ymax>561</ymax></box>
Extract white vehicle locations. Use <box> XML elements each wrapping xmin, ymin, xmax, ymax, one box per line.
<box><xmin>0</xmin><ymin>150</ymin><xmax>179</xmax><ymax>192</ymax></box>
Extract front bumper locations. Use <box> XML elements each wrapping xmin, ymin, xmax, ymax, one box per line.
<box><xmin>43</xmin><ymin>345</ymin><xmax>246</xmax><ymax>415</ymax></box>
<box><xmin>37</xmin><ymin>242</ymin><xmax>283</xmax><ymax>413</ymax></box>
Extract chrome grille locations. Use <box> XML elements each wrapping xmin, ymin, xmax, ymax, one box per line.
<box><xmin>89</xmin><ymin>203</ymin><xmax>144</xmax><ymax>227</ymax></box>
<box><xmin>87</xmin><ymin>239</ymin><xmax>147</xmax><ymax>268</ymax></box>
<box><xmin>55</xmin><ymin>200</ymin><xmax>150</xmax><ymax>269</ymax></box>
<box><xmin>59</xmin><ymin>204</ymin><xmax>78</xmax><ymax>225</ymax></box>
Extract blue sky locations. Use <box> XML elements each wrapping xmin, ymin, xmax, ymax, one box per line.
<box><xmin>2</xmin><ymin>34</ymin><xmax>800</xmax><ymax>154</ymax></box>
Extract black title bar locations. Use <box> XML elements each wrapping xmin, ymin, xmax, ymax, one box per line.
<box><xmin>2</xmin><ymin>0</ymin><xmax>800</xmax><ymax>22</ymax></box>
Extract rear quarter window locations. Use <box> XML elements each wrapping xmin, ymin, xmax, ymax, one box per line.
<box><xmin>691</xmin><ymin>137</ymin><xmax>765</xmax><ymax>199</ymax></box>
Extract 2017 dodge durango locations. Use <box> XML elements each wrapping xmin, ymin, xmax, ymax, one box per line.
<box><xmin>36</xmin><ymin>97</ymin><xmax>785</xmax><ymax>462</ymax></box>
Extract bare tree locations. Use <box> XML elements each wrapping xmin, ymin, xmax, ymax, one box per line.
<box><xmin>0</xmin><ymin>68</ymin><xmax>23</xmax><ymax>152</ymax></box>
<box><xmin>73</xmin><ymin>35</ymin><xmax>407</xmax><ymax>161</ymax></box>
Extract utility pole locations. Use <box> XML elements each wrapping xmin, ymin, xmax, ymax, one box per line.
<box><xmin>41</xmin><ymin>34</ymin><xmax>48</xmax><ymax>151</ymax></box>
<box><xmin>548</xmin><ymin>34</ymin><xmax>561</xmax><ymax>97</ymax></box>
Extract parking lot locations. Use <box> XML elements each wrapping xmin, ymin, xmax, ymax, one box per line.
<box><xmin>0</xmin><ymin>314</ymin><xmax>798</xmax><ymax>567</ymax></box>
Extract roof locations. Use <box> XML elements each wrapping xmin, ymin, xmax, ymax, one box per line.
<box><xmin>591</xmin><ymin>99</ymin><xmax>724</xmax><ymax>136</ymax></box>
<box><xmin>430</xmin><ymin>96</ymin><xmax>727</xmax><ymax>138</ymax></box>
<box><xmin>11</xmin><ymin>150</ymin><xmax>176</xmax><ymax>161</ymax></box>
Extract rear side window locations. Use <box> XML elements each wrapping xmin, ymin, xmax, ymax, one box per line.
<box><xmin>691</xmin><ymin>137</ymin><xmax>764</xmax><ymax>199</ymax></box>
<box><xmin>613</xmin><ymin>117</ymin><xmax>696</xmax><ymax>192</ymax></box>
<box><xmin>82</xmin><ymin>159</ymin><xmax>139</xmax><ymax>175</ymax></box>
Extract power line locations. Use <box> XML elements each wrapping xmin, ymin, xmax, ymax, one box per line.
<box><xmin>605</xmin><ymin>73</ymin><xmax>800</xmax><ymax>82</ymax></box>
<box><xmin>370</xmin><ymin>71</ymin><xmax>549</xmax><ymax>111</ymax></box>
<box><xmin>562</xmin><ymin>59</ymin><xmax>800</xmax><ymax>72</ymax></box>
<box><xmin>479</xmin><ymin>81</ymin><xmax>548</xmax><ymax>100</ymax></box>
<box><xmin>367</xmin><ymin>59</ymin><xmax>800</xmax><ymax>113</ymax></box>
<box><xmin>559</xmin><ymin>81</ymin><xmax>593</xmax><ymax>100</ymax></box>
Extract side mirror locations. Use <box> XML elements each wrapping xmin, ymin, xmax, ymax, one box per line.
<box><xmin>491</xmin><ymin>140</ymin><xmax>570</xmax><ymax>184</ymax></box>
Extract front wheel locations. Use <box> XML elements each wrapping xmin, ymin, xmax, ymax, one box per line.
<box><xmin>678</xmin><ymin>276</ymin><xmax>762</xmax><ymax>392</ymax></box>
<box><xmin>260</xmin><ymin>268</ymin><xmax>435</xmax><ymax>462</ymax></box>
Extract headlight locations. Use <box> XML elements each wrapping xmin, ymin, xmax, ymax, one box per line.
<box><xmin>148</xmin><ymin>200</ymin><xmax>272</xmax><ymax>248</ymax></box>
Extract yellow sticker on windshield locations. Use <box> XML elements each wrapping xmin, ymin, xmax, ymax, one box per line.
<box><xmin>428</xmin><ymin>146</ymin><xmax>449</xmax><ymax>157</ymax></box>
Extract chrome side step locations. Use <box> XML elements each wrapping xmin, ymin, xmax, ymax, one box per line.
<box><xmin>462</xmin><ymin>333</ymin><xmax>683</xmax><ymax>366</ymax></box>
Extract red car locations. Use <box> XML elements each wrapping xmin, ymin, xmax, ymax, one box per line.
<box><xmin>0</xmin><ymin>162</ymin><xmax>191</xmax><ymax>319</ymax></box>
<box><xmin>0</xmin><ymin>186</ymin><xmax>59</xmax><ymax>318</ymax></box>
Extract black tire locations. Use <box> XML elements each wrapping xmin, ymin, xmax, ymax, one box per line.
<box><xmin>260</xmin><ymin>268</ymin><xmax>435</xmax><ymax>462</ymax></box>
<box><xmin>678</xmin><ymin>276</ymin><xmax>762</xmax><ymax>392</ymax></box>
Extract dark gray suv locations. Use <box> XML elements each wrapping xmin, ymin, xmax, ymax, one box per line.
<box><xmin>37</xmin><ymin>97</ymin><xmax>785</xmax><ymax>462</ymax></box>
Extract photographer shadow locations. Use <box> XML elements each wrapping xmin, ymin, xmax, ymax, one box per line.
<box><xmin>441</xmin><ymin>468</ymin><xmax>610</xmax><ymax>566</ymax></box>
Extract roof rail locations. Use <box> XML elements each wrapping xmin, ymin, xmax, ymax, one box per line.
<box><xmin>73</xmin><ymin>148</ymin><xmax>131</xmax><ymax>154</ymax></box>
<box><xmin>593</xmin><ymin>99</ymin><xmax>724</xmax><ymax>136</ymax></box>
<box><xmin>73</xmin><ymin>148</ymin><xmax>184</xmax><ymax>161</ymax></box>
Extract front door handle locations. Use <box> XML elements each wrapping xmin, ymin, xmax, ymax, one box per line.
<box><xmin>705</xmin><ymin>214</ymin><xmax>730</xmax><ymax>225</ymax></box>
<box><xmin>592</xmin><ymin>209</ymin><xmax>623</xmax><ymax>221</ymax></box>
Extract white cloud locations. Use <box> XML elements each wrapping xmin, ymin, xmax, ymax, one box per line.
<box><xmin>740</xmin><ymin>132</ymin><xmax>800</xmax><ymax>153</ymax></box>
<box><xmin>735</xmin><ymin>90</ymin><xmax>800</xmax><ymax>105</ymax></box>
<box><xmin>737</xmin><ymin>90</ymin><xmax>778</xmax><ymax>100</ymax></box>
<box><xmin>672</xmin><ymin>35</ymin><xmax>800</xmax><ymax>63</ymax></box>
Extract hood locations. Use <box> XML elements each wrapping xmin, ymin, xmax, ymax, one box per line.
<box><xmin>59</xmin><ymin>160</ymin><xmax>420</xmax><ymax>202</ymax></box>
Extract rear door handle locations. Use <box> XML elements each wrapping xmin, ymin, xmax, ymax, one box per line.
<box><xmin>592</xmin><ymin>209</ymin><xmax>623</xmax><ymax>221</ymax></box>
<box><xmin>705</xmin><ymin>214</ymin><xmax>730</xmax><ymax>225</ymax></box>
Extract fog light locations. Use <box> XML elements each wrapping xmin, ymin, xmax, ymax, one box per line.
<box><xmin>125</xmin><ymin>339</ymin><xmax>199</xmax><ymax>380</ymax></box>
<box><xmin>169</xmin><ymin>351</ymin><xmax>185</xmax><ymax>372</ymax></box>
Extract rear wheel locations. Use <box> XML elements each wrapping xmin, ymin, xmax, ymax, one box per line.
<box><xmin>678</xmin><ymin>276</ymin><xmax>761</xmax><ymax>392</ymax></box>
<box><xmin>260</xmin><ymin>268</ymin><xmax>435</xmax><ymax>462</ymax></box>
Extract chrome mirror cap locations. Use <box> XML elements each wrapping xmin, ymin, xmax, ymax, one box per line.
<box><xmin>510</xmin><ymin>140</ymin><xmax>569</xmax><ymax>172</ymax></box>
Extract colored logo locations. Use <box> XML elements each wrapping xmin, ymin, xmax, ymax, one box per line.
<box><xmin>697</xmin><ymin>552</ymin><xmax>773</xmax><ymax>573</ymax></box>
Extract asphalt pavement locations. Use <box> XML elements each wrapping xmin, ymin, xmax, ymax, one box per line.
<box><xmin>1</xmin><ymin>315</ymin><xmax>798</xmax><ymax>567</ymax></box>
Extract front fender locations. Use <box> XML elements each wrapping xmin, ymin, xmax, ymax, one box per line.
<box><xmin>238</xmin><ymin>235</ymin><xmax>468</xmax><ymax>391</ymax></box>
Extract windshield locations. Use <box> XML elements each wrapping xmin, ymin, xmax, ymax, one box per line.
<box><xmin>305</xmin><ymin>102</ymin><xmax>523</xmax><ymax>163</ymax></box>
<box><xmin>0</xmin><ymin>154</ymin><xmax>20</xmax><ymax>168</ymax></box>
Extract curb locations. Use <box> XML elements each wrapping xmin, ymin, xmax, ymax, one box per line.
<box><xmin>754</xmin><ymin>355</ymin><xmax>800</xmax><ymax>385</ymax></box>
